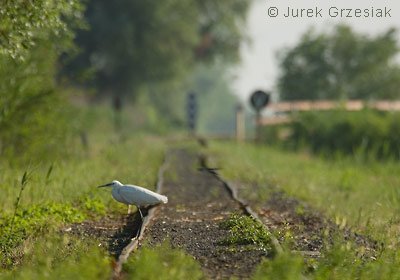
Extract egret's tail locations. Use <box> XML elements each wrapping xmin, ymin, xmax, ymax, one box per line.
<box><xmin>160</xmin><ymin>194</ymin><xmax>168</xmax><ymax>204</ymax></box>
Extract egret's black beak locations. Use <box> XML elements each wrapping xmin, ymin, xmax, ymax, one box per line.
<box><xmin>98</xmin><ymin>183</ymin><xmax>113</xmax><ymax>188</ymax></box>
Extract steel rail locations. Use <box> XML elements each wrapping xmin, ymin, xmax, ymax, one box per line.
<box><xmin>198</xmin><ymin>154</ymin><xmax>283</xmax><ymax>254</ymax></box>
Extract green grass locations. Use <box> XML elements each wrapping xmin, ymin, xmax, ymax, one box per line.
<box><xmin>252</xmin><ymin>249</ymin><xmax>304</xmax><ymax>280</ymax></box>
<box><xmin>210</xmin><ymin>141</ymin><xmax>400</xmax><ymax>239</ymax></box>
<box><xmin>219</xmin><ymin>213</ymin><xmax>272</xmax><ymax>252</ymax></box>
<box><xmin>5</xmin><ymin>111</ymin><xmax>400</xmax><ymax>280</ymax></box>
<box><xmin>0</xmin><ymin>100</ymin><xmax>202</xmax><ymax>278</ymax></box>
<box><xmin>0</xmin><ymin>135</ymin><xmax>164</xmax><ymax>211</ymax></box>
<box><xmin>210</xmin><ymin>140</ymin><xmax>400</xmax><ymax>279</ymax></box>
<box><xmin>252</xmin><ymin>236</ymin><xmax>400</xmax><ymax>280</ymax></box>
<box><xmin>0</xmin><ymin>132</ymin><xmax>165</xmax><ymax>273</ymax></box>
<box><xmin>123</xmin><ymin>241</ymin><xmax>204</xmax><ymax>280</ymax></box>
<box><xmin>0</xmin><ymin>235</ymin><xmax>112</xmax><ymax>280</ymax></box>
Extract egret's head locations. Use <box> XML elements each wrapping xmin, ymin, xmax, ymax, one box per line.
<box><xmin>98</xmin><ymin>180</ymin><xmax>122</xmax><ymax>188</ymax></box>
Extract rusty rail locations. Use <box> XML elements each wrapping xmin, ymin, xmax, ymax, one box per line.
<box><xmin>199</xmin><ymin>154</ymin><xmax>283</xmax><ymax>254</ymax></box>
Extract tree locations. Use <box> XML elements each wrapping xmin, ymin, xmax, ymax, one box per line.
<box><xmin>193</xmin><ymin>0</ymin><xmax>250</xmax><ymax>62</ymax></box>
<box><xmin>64</xmin><ymin>0</ymin><xmax>251</xmax><ymax>105</ymax></box>
<box><xmin>278</xmin><ymin>25</ymin><xmax>400</xmax><ymax>101</ymax></box>
<box><xmin>188</xmin><ymin>64</ymin><xmax>239</xmax><ymax>135</ymax></box>
<box><xmin>0</xmin><ymin>0</ymin><xmax>84</xmax><ymax>59</ymax></box>
<box><xmin>0</xmin><ymin>1</ymin><xmax>85</xmax><ymax>156</ymax></box>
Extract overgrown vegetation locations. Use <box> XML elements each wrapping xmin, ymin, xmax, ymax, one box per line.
<box><xmin>252</xmin><ymin>236</ymin><xmax>400</xmax><ymax>280</ymax></box>
<box><xmin>211</xmin><ymin>140</ymin><xmax>400</xmax><ymax>279</ymax></box>
<box><xmin>0</xmin><ymin>46</ymin><xmax>75</xmax><ymax>158</ymax></box>
<box><xmin>0</xmin><ymin>235</ymin><xmax>111</xmax><ymax>280</ymax></box>
<box><xmin>0</xmin><ymin>0</ymin><xmax>84</xmax><ymax>59</ymax></box>
<box><xmin>7</xmin><ymin>0</ymin><xmax>400</xmax><ymax>278</ymax></box>
<box><xmin>64</xmin><ymin>0</ymin><xmax>251</xmax><ymax>116</ymax></box>
<box><xmin>278</xmin><ymin>25</ymin><xmax>400</xmax><ymax>100</ymax></box>
<box><xmin>0</xmin><ymin>127</ymin><xmax>165</xmax><ymax>272</ymax></box>
<box><xmin>290</xmin><ymin>110</ymin><xmax>400</xmax><ymax>159</ymax></box>
<box><xmin>1</xmin><ymin>202</ymin><xmax>87</xmax><ymax>268</ymax></box>
<box><xmin>123</xmin><ymin>241</ymin><xmax>204</xmax><ymax>280</ymax></box>
<box><xmin>0</xmin><ymin>0</ymin><xmax>85</xmax><ymax>158</ymax></box>
<box><xmin>211</xmin><ymin>141</ymin><xmax>400</xmax><ymax>236</ymax></box>
<box><xmin>219</xmin><ymin>213</ymin><xmax>272</xmax><ymax>251</ymax></box>
<box><xmin>264</xmin><ymin>110</ymin><xmax>400</xmax><ymax>160</ymax></box>
<box><xmin>0</xmin><ymin>0</ymin><xmax>252</xmax><ymax>278</ymax></box>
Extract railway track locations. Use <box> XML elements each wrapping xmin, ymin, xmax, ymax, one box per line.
<box><xmin>111</xmin><ymin>147</ymin><xmax>282</xmax><ymax>279</ymax></box>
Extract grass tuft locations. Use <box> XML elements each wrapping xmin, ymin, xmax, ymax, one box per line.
<box><xmin>219</xmin><ymin>213</ymin><xmax>272</xmax><ymax>251</ymax></box>
<box><xmin>124</xmin><ymin>241</ymin><xmax>205</xmax><ymax>280</ymax></box>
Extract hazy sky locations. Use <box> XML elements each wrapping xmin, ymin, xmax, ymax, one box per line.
<box><xmin>233</xmin><ymin>0</ymin><xmax>400</xmax><ymax>101</ymax></box>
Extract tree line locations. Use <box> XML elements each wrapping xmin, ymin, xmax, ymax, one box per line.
<box><xmin>0</xmin><ymin>0</ymin><xmax>251</xmax><ymax>156</ymax></box>
<box><xmin>278</xmin><ymin>25</ymin><xmax>400</xmax><ymax>101</ymax></box>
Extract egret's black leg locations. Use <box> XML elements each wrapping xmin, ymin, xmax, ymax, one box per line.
<box><xmin>135</xmin><ymin>207</ymin><xmax>144</xmax><ymax>239</ymax></box>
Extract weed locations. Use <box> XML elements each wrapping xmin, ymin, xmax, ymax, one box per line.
<box><xmin>211</xmin><ymin>141</ymin><xmax>400</xmax><ymax>239</ymax></box>
<box><xmin>8</xmin><ymin>171</ymin><xmax>32</xmax><ymax>242</ymax></box>
<box><xmin>45</xmin><ymin>163</ymin><xmax>54</xmax><ymax>186</ymax></box>
<box><xmin>80</xmin><ymin>195</ymin><xmax>107</xmax><ymax>215</ymax></box>
<box><xmin>252</xmin><ymin>250</ymin><xmax>304</xmax><ymax>280</ymax></box>
<box><xmin>123</xmin><ymin>241</ymin><xmax>204</xmax><ymax>280</ymax></box>
<box><xmin>219</xmin><ymin>213</ymin><xmax>272</xmax><ymax>251</ymax></box>
<box><xmin>1</xmin><ymin>235</ymin><xmax>112</xmax><ymax>280</ymax></box>
<box><xmin>0</xmin><ymin>201</ymin><xmax>89</xmax><ymax>266</ymax></box>
<box><xmin>211</xmin><ymin>140</ymin><xmax>400</xmax><ymax>279</ymax></box>
<box><xmin>295</xmin><ymin>204</ymin><xmax>306</xmax><ymax>215</ymax></box>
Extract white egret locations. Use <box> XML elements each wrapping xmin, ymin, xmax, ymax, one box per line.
<box><xmin>98</xmin><ymin>180</ymin><xmax>168</xmax><ymax>221</ymax></box>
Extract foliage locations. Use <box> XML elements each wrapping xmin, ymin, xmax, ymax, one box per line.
<box><xmin>287</xmin><ymin>110</ymin><xmax>400</xmax><ymax>159</ymax></box>
<box><xmin>210</xmin><ymin>141</ymin><xmax>400</xmax><ymax>238</ymax></box>
<box><xmin>124</xmin><ymin>241</ymin><xmax>204</xmax><ymax>280</ymax></box>
<box><xmin>65</xmin><ymin>0</ymin><xmax>251</xmax><ymax>101</ymax></box>
<box><xmin>252</xmin><ymin>250</ymin><xmax>304</xmax><ymax>280</ymax></box>
<box><xmin>65</xmin><ymin>0</ymin><xmax>197</xmax><ymax>98</ymax></box>
<box><xmin>0</xmin><ymin>0</ymin><xmax>85</xmax><ymax>157</ymax></box>
<box><xmin>0</xmin><ymin>0</ymin><xmax>85</xmax><ymax>59</ymax></box>
<box><xmin>0</xmin><ymin>132</ymin><xmax>165</xmax><ymax>268</ymax></box>
<box><xmin>7</xmin><ymin>170</ymin><xmax>31</xmax><ymax>246</ymax></box>
<box><xmin>0</xmin><ymin>201</ymin><xmax>88</xmax><ymax>266</ymax></box>
<box><xmin>219</xmin><ymin>213</ymin><xmax>272</xmax><ymax>251</ymax></box>
<box><xmin>0</xmin><ymin>43</ymin><xmax>57</xmax><ymax>156</ymax></box>
<box><xmin>252</xmin><ymin>240</ymin><xmax>400</xmax><ymax>280</ymax></box>
<box><xmin>0</xmin><ymin>235</ymin><xmax>111</xmax><ymax>280</ymax></box>
<box><xmin>193</xmin><ymin>0</ymin><xmax>250</xmax><ymax>63</ymax></box>
<box><xmin>187</xmin><ymin>64</ymin><xmax>239</xmax><ymax>135</ymax></box>
<box><xmin>212</xmin><ymin>141</ymin><xmax>400</xmax><ymax>279</ymax></box>
<box><xmin>119</xmin><ymin>63</ymin><xmax>241</xmax><ymax>135</ymax></box>
<box><xmin>278</xmin><ymin>25</ymin><xmax>400</xmax><ymax>100</ymax></box>
<box><xmin>129</xmin><ymin>83</ymin><xmax>187</xmax><ymax>134</ymax></box>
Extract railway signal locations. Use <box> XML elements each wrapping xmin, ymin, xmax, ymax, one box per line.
<box><xmin>187</xmin><ymin>92</ymin><xmax>197</xmax><ymax>135</ymax></box>
<box><xmin>250</xmin><ymin>90</ymin><xmax>270</xmax><ymax>142</ymax></box>
<box><xmin>250</xmin><ymin>90</ymin><xmax>270</xmax><ymax>111</ymax></box>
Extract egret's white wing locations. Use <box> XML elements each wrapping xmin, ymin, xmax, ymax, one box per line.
<box><xmin>117</xmin><ymin>185</ymin><xmax>167</xmax><ymax>207</ymax></box>
<box><xmin>111</xmin><ymin>187</ymin><xmax>130</xmax><ymax>204</ymax></box>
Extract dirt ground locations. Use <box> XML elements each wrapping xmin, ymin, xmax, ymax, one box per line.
<box><xmin>67</xmin><ymin>211</ymin><xmax>142</xmax><ymax>257</ymax></box>
<box><xmin>232</xmin><ymin>182</ymin><xmax>378</xmax><ymax>258</ymax></box>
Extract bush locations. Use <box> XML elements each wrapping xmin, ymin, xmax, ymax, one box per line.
<box><xmin>272</xmin><ymin>110</ymin><xmax>400</xmax><ymax>160</ymax></box>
